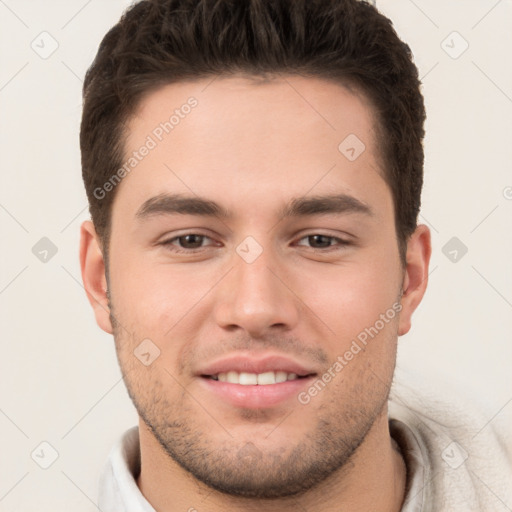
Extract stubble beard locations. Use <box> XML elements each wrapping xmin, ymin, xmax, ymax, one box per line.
<box><xmin>109</xmin><ymin>308</ymin><xmax>396</xmax><ymax>500</ymax></box>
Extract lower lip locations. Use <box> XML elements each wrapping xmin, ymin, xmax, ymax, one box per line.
<box><xmin>198</xmin><ymin>376</ymin><xmax>315</xmax><ymax>409</ymax></box>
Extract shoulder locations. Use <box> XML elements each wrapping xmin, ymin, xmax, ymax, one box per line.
<box><xmin>389</xmin><ymin>366</ymin><xmax>511</xmax><ymax>511</ymax></box>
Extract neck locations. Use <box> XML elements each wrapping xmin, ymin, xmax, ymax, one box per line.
<box><xmin>136</xmin><ymin>406</ymin><xmax>406</xmax><ymax>512</ymax></box>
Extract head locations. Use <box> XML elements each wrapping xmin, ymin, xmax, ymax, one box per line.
<box><xmin>80</xmin><ymin>0</ymin><xmax>430</xmax><ymax>500</ymax></box>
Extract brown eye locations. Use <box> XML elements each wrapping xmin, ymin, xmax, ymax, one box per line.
<box><xmin>296</xmin><ymin>234</ymin><xmax>350</xmax><ymax>250</ymax></box>
<box><xmin>160</xmin><ymin>233</ymin><xmax>214</xmax><ymax>252</ymax></box>
<box><xmin>175</xmin><ymin>234</ymin><xmax>206</xmax><ymax>249</ymax></box>
<box><xmin>307</xmin><ymin>235</ymin><xmax>334</xmax><ymax>248</ymax></box>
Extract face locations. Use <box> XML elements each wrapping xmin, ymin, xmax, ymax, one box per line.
<box><xmin>81</xmin><ymin>75</ymin><xmax>429</xmax><ymax>498</ymax></box>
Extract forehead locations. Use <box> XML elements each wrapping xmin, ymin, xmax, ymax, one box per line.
<box><xmin>129</xmin><ymin>74</ymin><xmax>378</xmax><ymax>151</ymax></box>
<box><xmin>113</xmin><ymin>74</ymin><xmax>389</xmax><ymax>222</ymax></box>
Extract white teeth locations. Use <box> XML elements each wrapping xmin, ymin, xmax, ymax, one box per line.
<box><xmin>275</xmin><ymin>371</ymin><xmax>288</xmax><ymax>383</ymax></box>
<box><xmin>227</xmin><ymin>371</ymin><xmax>238</xmax><ymax>383</ymax></box>
<box><xmin>212</xmin><ymin>371</ymin><xmax>303</xmax><ymax>385</ymax></box>
<box><xmin>239</xmin><ymin>372</ymin><xmax>258</xmax><ymax>385</ymax></box>
<box><xmin>257</xmin><ymin>371</ymin><xmax>276</xmax><ymax>385</ymax></box>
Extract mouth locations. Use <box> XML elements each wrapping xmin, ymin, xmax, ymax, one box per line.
<box><xmin>197</xmin><ymin>357</ymin><xmax>318</xmax><ymax>408</ymax></box>
<box><xmin>196</xmin><ymin>353</ymin><xmax>319</xmax><ymax>408</ymax></box>
<box><xmin>202</xmin><ymin>370</ymin><xmax>315</xmax><ymax>385</ymax></box>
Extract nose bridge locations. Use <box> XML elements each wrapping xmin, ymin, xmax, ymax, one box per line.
<box><xmin>214</xmin><ymin>238</ymin><xmax>300</xmax><ymax>335</ymax></box>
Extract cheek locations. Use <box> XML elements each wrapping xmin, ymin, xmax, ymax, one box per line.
<box><xmin>111</xmin><ymin>252</ymin><xmax>201</xmax><ymax>325</ymax></box>
<box><xmin>298</xmin><ymin>258</ymin><xmax>401</xmax><ymax>348</ymax></box>
<box><xmin>111</xmin><ymin>261</ymin><xmax>217</xmax><ymax>378</ymax></box>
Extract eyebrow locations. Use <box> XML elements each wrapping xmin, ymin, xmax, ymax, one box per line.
<box><xmin>135</xmin><ymin>192</ymin><xmax>373</xmax><ymax>221</ymax></box>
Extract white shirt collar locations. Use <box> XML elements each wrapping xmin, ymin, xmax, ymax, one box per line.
<box><xmin>98</xmin><ymin>425</ymin><xmax>156</xmax><ymax>512</ymax></box>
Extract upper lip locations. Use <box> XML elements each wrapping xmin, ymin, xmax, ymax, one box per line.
<box><xmin>197</xmin><ymin>354</ymin><xmax>318</xmax><ymax>377</ymax></box>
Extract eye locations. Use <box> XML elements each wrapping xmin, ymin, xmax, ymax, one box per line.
<box><xmin>160</xmin><ymin>233</ymin><xmax>215</xmax><ymax>252</ymax></box>
<box><xmin>296</xmin><ymin>234</ymin><xmax>350</xmax><ymax>250</ymax></box>
<box><xmin>159</xmin><ymin>232</ymin><xmax>351</xmax><ymax>254</ymax></box>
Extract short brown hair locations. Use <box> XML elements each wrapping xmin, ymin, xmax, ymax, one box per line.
<box><xmin>80</xmin><ymin>0</ymin><xmax>426</xmax><ymax>266</ymax></box>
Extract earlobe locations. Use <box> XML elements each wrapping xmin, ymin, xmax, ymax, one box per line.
<box><xmin>79</xmin><ymin>220</ymin><xmax>114</xmax><ymax>334</ymax></box>
<box><xmin>398</xmin><ymin>224</ymin><xmax>431</xmax><ymax>336</ymax></box>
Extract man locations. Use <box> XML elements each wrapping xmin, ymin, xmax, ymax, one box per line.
<box><xmin>79</xmin><ymin>0</ymin><xmax>511</xmax><ymax>510</ymax></box>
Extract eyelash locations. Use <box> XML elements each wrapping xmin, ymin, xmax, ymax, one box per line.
<box><xmin>159</xmin><ymin>233</ymin><xmax>351</xmax><ymax>254</ymax></box>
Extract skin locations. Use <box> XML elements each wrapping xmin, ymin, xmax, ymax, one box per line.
<box><xmin>80</xmin><ymin>75</ymin><xmax>431</xmax><ymax>512</ymax></box>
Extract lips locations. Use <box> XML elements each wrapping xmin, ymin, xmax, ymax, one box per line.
<box><xmin>195</xmin><ymin>354</ymin><xmax>318</xmax><ymax>408</ymax></box>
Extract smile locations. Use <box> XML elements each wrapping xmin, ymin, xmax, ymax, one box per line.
<box><xmin>206</xmin><ymin>371</ymin><xmax>310</xmax><ymax>385</ymax></box>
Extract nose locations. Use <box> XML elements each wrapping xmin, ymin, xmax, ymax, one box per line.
<box><xmin>213</xmin><ymin>242</ymin><xmax>301</xmax><ymax>338</ymax></box>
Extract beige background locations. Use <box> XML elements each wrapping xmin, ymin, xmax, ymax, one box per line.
<box><xmin>1</xmin><ymin>0</ymin><xmax>511</xmax><ymax>510</ymax></box>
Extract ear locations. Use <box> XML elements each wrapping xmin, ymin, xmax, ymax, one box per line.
<box><xmin>398</xmin><ymin>224</ymin><xmax>431</xmax><ymax>336</ymax></box>
<box><xmin>79</xmin><ymin>220</ymin><xmax>113</xmax><ymax>334</ymax></box>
